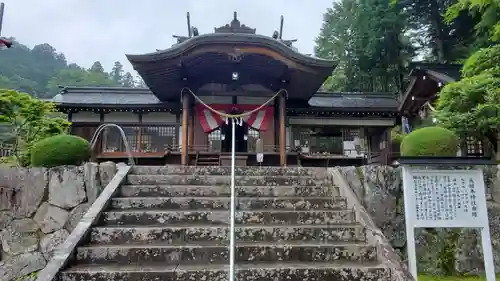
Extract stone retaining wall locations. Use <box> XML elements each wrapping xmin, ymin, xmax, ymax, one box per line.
<box><xmin>0</xmin><ymin>162</ymin><xmax>118</xmax><ymax>281</ymax></box>
<box><xmin>334</xmin><ymin>164</ymin><xmax>500</xmax><ymax>275</ymax></box>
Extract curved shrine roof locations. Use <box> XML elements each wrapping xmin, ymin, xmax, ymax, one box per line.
<box><xmin>126</xmin><ymin>13</ymin><xmax>336</xmax><ymax>102</ymax></box>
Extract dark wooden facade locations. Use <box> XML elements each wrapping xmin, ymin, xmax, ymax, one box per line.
<box><xmin>55</xmin><ymin>88</ymin><xmax>399</xmax><ymax>166</ymax></box>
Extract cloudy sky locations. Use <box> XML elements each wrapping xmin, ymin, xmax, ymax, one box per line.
<box><xmin>1</xmin><ymin>0</ymin><xmax>332</xmax><ymax>73</ymax></box>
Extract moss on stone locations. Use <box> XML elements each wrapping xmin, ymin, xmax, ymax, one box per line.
<box><xmin>16</xmin><ymin>271</ymin><xmax>38</xmax><ymax>281</ymax></box>
<box><xmin>355</xmin><ymin>166</ymin><xmax>365</xmax><ymax>183</ymax></box>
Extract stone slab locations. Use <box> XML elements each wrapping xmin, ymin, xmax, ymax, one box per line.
<box><xmin>130</xmin><ymin>166</ymin><xmax>327</xmax><ymax>177</ymax></box>
<box><xmin>89</xmin><ymin>224</ymin><xmax>366</xmax><ymax>245</ymax></box>
<box><xmin>101</xmin><ymin>210</ymin><xmax>356</xmax><ymax>226</ymax></box>
<box><xmin>75</xmin><ymin>242</ymin><xmax>377</xmax><ymax>265</ymax></box>
<box><xmin>126</xmin><ymin>175</ymin><xmax>329</xmax><ymax>186</ymax></box>
<box><xmin>110</xmin><ymin>196</ymin><xmax>347</xmax><ymax>210</ymax></box>
<box><xmin>60</xmin><ymin>263</ymin><xmax>392</xmax><ymax>281</ymax></box>
<box><xmin>119</xmin><ymin>184</ymin><xmax>339</xmax><ymax>197</ymax></box>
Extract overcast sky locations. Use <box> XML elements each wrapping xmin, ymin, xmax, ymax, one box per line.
<box><xmin>1</xmin><ymin>0</ymin><xmax>332</xmax><ymax>73</ymax></box>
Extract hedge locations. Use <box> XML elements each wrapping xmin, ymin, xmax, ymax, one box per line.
<box><xmin>31</xmin><ymin>134</ymin><xmax>90</xmax><ymax>168</ymax></box>
<box><xmin>400</xmin><ymin>126</ymin><xmax>459</xmax><ymax>157</ymax></box>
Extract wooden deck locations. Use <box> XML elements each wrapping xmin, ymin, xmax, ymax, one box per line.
<box><xmin>95</xmin><ymin>150</ymin><xmax>370</xmax><ymax>167</ymax></box>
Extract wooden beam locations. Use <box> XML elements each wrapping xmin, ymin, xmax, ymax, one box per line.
<box><xmin>188</xmin><ymin>104</ymin><xmax>194</xmax><ymax>151</ymax></box>
<box><xmin>279</xmin><ymin>93</ymin><xmax>286</xmax><ymax>166</ymax></box>
<box><xmin>181</xmin><ymin>93</ymin><xmax>190</xmax><ymax>165</ymax></box>
<box><xmin>137</xmin><ymin>113</ymin><xmax>143</xmax><ymax>152</ymax></box>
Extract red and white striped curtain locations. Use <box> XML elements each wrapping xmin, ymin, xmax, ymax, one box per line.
<box><xmin>196</xmin><ymin>104</ymin><xmax>273</xmax><ymax>133</ymax></box>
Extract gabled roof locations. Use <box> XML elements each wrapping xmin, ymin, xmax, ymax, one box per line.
<box><xmin>53</xmin><ymin>86</ymin><xmax>400</xmax><ymax>113</ymax></box>
<box><xmin>52</xmin><ymin>86</ymin><xmax>162</xmax><ymax>106</ymax></box>
<box><xmin>399</xmin><ymin>63</ymin><xmax>462</xmax><ymax>115</ymax></box>
<box><xmin>409</xmin><ymin>62</ymin><xmax>462</xmax><ymax>82</ymax></box>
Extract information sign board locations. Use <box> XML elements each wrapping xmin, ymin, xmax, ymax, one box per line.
<box><xmin>402</xmin><ymin>168</ymin><xmax>495</xmax><ymax>281</ymax></box>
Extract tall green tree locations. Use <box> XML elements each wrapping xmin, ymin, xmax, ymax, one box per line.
<box><xmin>433</xmin><ymin>0</ymin><xmax>500</xmax><ymax>159</ymax></box>
<box><xmin>135</xmin><ymin>75</ymin><xmax>147</xmax><ymax>88</ymax></box>
<box><xmin>110</xmin><ymin>61</ymin><xmax>124</xmax><ymax>84</ymax></box>
<box><xmin>435</xmin><ymin>45</ymin><xmax>500</xmax><ymax>159</ymax></box>
<box><xmin>399</xmin><ymin>0</ymin><xmax>484</xmax><ymax>62</ymax></box>
<box><xmin>0</xmin><ymin>40</ymin><xmax>68</xmax><ymax>96</ymax></box>
<box><xmin>89</xmin><ymin>61</ymin><xmax>105</xmax><ymax>73</ymax></box>
<box><xmin>0</xmin><ymin>89</ymin><xmax>71</xmax><ymax>166</ymax></box>
<box><xmin>47</xmin><ymin>68</ymin><xmax>118</xmax><ymax>93</ymax></box>
<box><xmin>446</xmin><ymin>0</ymin><xmax>500</xmax><ymax>42</ymax></box>
<box><xmin>122</xmin><ymin>72</ymin><xmax>135</xmax><ymax>87</ymax></box>
<box><xmin>315</xmin><ymin>0</ymin><xmax>413</xmax><ymax>92</ymax></box>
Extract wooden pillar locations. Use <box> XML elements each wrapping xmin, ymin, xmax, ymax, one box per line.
<box><xmin>181</xmin><ymin>93</ymin><xmax>190</xmax><ymax>165</ymax></box>
<box><xmin>188</xmin><ymin>105</ymin><xmax>194</xmax><ymax>151</ymax></box>
<box><xmin>279</xmin><ymin>93</ymin><xmax>287</xmax><ymax>166</ymax></box>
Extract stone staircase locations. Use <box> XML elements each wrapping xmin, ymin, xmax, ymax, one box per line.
<box><xmin>59</xmin><ymin>166</ymin><xmax>394</xmax><ymax>281</ymax></box>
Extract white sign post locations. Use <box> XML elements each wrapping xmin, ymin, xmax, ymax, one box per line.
<box><xmin>402</xmin><ymin>167</ymin><xmax>495</xmax><ymax>280</ymax></box>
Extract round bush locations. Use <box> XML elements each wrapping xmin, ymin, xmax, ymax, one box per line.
<box><xmin>400</xmin><ymin>126</ymin><xmax>459</xmax><ymax>157</ymax></box>
<box><xmin>31</xmin><ymin>134</ymin><xmax>90</xmax><ymax>168</ymax></box>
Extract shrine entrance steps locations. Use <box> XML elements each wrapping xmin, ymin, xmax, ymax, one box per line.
<box><xmin>194</xmin><ymin>153</ymin><xmax>220</xmax><ymax>166</ymax></box>
<box><xmin>59</xmin><ymin>166</ymin><xmax>395</xmax><ymax>281</ymax></box>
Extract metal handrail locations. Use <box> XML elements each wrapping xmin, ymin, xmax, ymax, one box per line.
<box><xmin>89</xmin><ymin>124</ymin><xmax>135</xmax><ymax>166</ymax></box>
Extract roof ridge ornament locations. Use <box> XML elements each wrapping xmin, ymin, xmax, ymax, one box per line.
<box><xmin>214</xmin><ymin>12</ymin><xmax>256</xmax><ymax>34</ymax></box>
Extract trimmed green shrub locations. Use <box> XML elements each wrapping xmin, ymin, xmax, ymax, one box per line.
<box><xmin>400</xmin><ymin>126</ymin><xmax>459</xmax><ymax>157</ymax></box>
<box><xmin>31</xmin><ymin>134</ymin><xmax>90</xmax><ymax>168</ymax></box>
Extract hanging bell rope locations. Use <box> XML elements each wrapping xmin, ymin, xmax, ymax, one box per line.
<box><xmin>181</xmin><ymin>87</ymin><xmax>286</xmax><ymax>119</ymax></box>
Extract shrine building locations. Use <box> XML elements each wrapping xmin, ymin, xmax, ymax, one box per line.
<box><xmin>399</xmin><ymin>62</ymin><xmax>487</xmax><ymax>157</ymax></box>
<box><xmin>52</xmin><ymin>13</ymin><xmax>401</xmax><ymax>166</ymax></box>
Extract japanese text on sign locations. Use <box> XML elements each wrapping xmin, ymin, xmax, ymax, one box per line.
<box><xmin>405</xmin><ymin>170</ymin><xmax>486</xmax><ymax>228</ymax></box>
<box><xmin>402</xmin><ymin>168</ymin><xmax>494</xmax><ymax>280</ymax></box>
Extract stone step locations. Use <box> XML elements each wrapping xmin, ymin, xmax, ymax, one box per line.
<box><xmin>130</xmin><ymin>166</ymin><xmax>327</xmax><ymax>177</ymax></box>
<box><xmin>75</xmin><ymin>241</ymin><xmax>378</xmax><ymax>265</ymax></box>
<box><xmin>109</xmin><ymin>196</ymin><xmax>348</xmax><ymax>210</ymax></box>
<box><xmin>126</xmin><ymin>175</ymin><xmax>329</xmax><ymax>186</ymax></box>
<box><xmin>60</xmin><ymin>263</ymin><xmax>392</xmax><ymax>281</ymax></box>
<box><xmin>119</xmin><ymin>185</ymin><xmax>339</xmax><ymax>197</ymax></box>
<box><xmin>89</xmin><ymin>224</ymin><xmax>367</xmax><ymax>244</ymax></box>
<box><xmin>100</xmin><ymin>210</ymin><xmax>356</xmax><ymax>226</ymax></box>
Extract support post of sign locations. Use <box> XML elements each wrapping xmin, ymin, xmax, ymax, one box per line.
<box><xmin>481</xmin><ymin>224</ymin><xmax>496</xmax><ymax>281</ymax></box>
<box><xmin>228</xmin><ymin>117</ymin><xmax>236</xmax><ymax>281</ymax></box>
<box><xmin>399</xmin><ymin>156</ymin><xmax>496</xmax><ymax>281</ymax></box>
<box><xmin>402</xmin><ymin>166</ymin><xmax>418</xmax><ymax>279</ymax></box>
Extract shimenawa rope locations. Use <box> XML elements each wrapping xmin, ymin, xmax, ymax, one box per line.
<box><xmin>181</xmin><ymin>87</ymin><xmax>286</xmax><ymax>119</ymax></box>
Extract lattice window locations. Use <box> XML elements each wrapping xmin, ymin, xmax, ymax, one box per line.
<box><xmin>310</xmin><ymin>136</ymin><xmax>343</xmax><ymax>154</ymax></box>
<box><xmin>291</xmin><ymin>127</ymin><xmax>311</xmax><ymax>147</ymax></box>
<box><xmin>208</xmin><ymin>129</ymin><xmax>222</xmax><ymax>152</ymax></box>
<box><xmin>291</xmin><ymin>126</ymin><xmax>344</xmax><ymax>154</ymax></box>
<box><xmin>124</xmin><ymin>127</ymin><xmax>139</xmax><ymax>152</ymax></box>
<box><xmin>102</xmin><ymin>126</ymin><xmax>140</xmax><ymax>152</ymax></box>
<box><xmin>247</xmin><ymin>128</ymin><xmax>260</xmax><ymax>152</ymax></box>
<box><xmin>141</xmin><ymin>126</ymin><xmax>176</xmax><ymax>152</ymax></box>
<box><xmin>342</xmin><ymin>128</ymin><xmax>360</xmax><ymax>141</ymax></box>
<box><xmin>102</xmin><ymin>126</ymin><xmax>177</xmax><ymax>153</ymax></box>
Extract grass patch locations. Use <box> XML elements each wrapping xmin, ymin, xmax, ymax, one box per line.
<box><xmin>418</xmin><ymin>275</ymin><xmax>491</xmax><ymax>281</ymax></box>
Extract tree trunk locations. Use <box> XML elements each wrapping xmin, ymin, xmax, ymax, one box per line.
<box><xmin>429</xmin><ymin>0</ymin><xmax>446</xmax><ymax>63</ymax></box>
